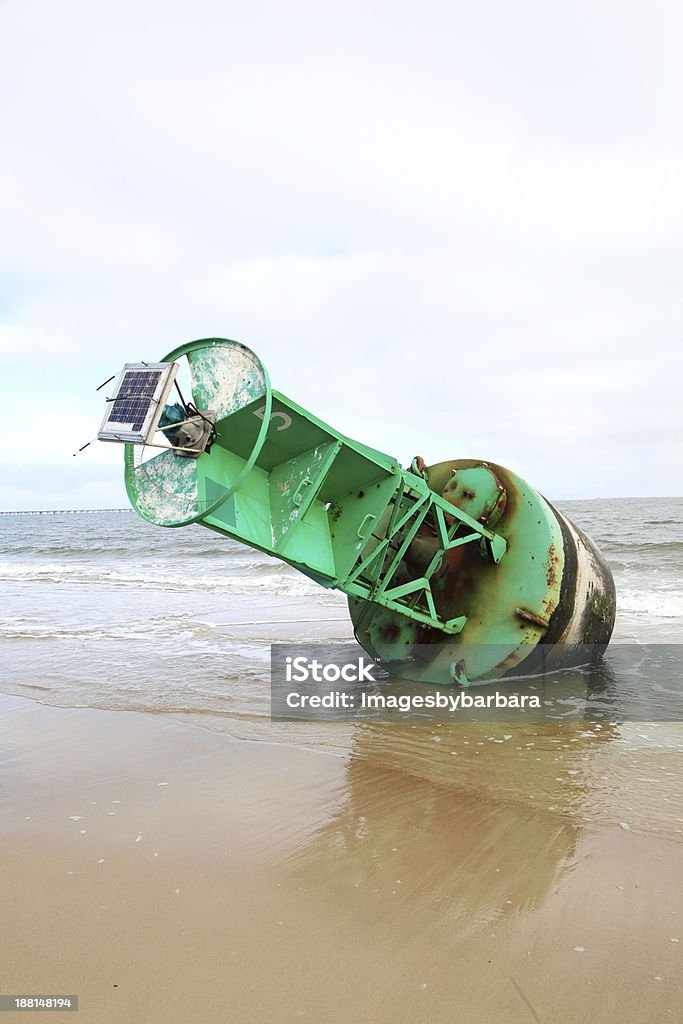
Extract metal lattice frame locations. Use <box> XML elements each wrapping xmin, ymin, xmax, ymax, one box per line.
<box><xmin>343</xmin><ymin>474</ymin><xmax>507</xmax><ymax>635</ymax></box>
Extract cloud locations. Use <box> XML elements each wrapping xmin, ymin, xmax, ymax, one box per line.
<box><xmin>0</xmin><ymin>0</ymin><xmax>681</xmax><ymax>506</ymax></box>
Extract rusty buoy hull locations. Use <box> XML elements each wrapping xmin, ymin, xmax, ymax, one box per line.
<box><xmin>349</xmin><ymin>459</ymin><xmax>616</xmax><ymax>685</ymax></box>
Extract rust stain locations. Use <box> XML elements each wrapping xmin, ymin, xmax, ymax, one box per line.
<box><xmin>546</xmin><ymin>542</ymin><xmax>560</xmax><ymax>588</ymax></box>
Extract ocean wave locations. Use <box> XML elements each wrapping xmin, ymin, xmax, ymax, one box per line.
<box><xmin>0</xmin><ymin>544</ymin><xmax>285</xmax><ymax>568</ymax></box>
<box><xmin>603</xmin><ymin>540</ymin><xmax>683</xmax><ymax>555</ymax></box>
<box><xmin>0</xmin><ymin>615</ymin><xmax>220</xmax><ymax>642</ymax></box>
<box><xmin>618</xmin><ymin>588</ymin><xmax>683</xmax><ymax>619</ymax></box>
<box><xmin>0</xmin><ymin>560</ymin><xmax>324</xmax><ymax>597</ymax></box>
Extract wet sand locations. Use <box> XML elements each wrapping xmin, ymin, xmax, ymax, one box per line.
<box><xmin>1</xmin><ymin>692</ymin><xmax>682</xmax><ymax>1023</ymax></box>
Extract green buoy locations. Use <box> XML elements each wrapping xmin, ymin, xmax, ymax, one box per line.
<box><xmin>99</xmin><ymin>337</ymin><xmax>616</xmax><ymax>684</ymax></box>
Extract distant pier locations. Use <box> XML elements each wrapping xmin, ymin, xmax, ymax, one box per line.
<box><xmin>0</xmin><ymin>508</ymin><xmax>132</xmax><ymax>516</ymax></box>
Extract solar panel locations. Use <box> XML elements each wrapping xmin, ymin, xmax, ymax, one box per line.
<box><xmin>98</xmin><ymin>362</ymin><xmax>178</xmax><ymax>444</ymax></box>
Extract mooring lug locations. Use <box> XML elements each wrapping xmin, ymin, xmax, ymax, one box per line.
<box><xmin>515</xmin><ymin>607</ymin><xmax>550</xmax><ymax>630</ymax></box>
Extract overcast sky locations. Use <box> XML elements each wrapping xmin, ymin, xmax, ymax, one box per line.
<box><xmin>1</xmin><ymin>0</ymin><xmax>681</xmax><ymax>511</ymax></box>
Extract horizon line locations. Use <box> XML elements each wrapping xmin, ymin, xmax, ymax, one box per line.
<box><xmin>2</xmin><ymin>496</ymin><xmax>681</xmax><ymax>515</ymax></box>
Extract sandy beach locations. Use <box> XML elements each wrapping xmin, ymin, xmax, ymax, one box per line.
<box><xmin>1</xmin><ymin>691</ymin><xmax>681</xmax><ymax>1023</ymax></box>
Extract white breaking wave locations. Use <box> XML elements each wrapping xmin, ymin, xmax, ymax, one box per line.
<box><xmin>0</xmin><ymin>615</ymin><xmax>220</xmax><ymax>642</ymax></box>
<box><xmin>0</xmin><ymin>560</ymin><xmax>326</xmax><ymax>597</ymax></box>
<box><xmin>618</xmin><ymin>588</ymin><xmax>683</xmax><ymax>619</ymax></box>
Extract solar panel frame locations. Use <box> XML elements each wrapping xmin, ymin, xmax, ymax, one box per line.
<box><xmin>98</xmin><ymin>362</ymin><xmax>179</xmax><ymax>444</ymax></box>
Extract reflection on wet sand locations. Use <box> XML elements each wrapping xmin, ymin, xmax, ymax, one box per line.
<box><xmin>278</xmin><ymin>713</ymin><xmax>682</xmax><ymax>1022</ymax></box>
<box><xmin>285</xmin><ymin>719</ymin><xmax>618</xmax><ymax>935</ymax></box>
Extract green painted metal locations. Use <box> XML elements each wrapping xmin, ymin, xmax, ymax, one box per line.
<box><xmin>124</xmin><ymin>338</ymin><xmax>508</xmax><ymax>637</ymax></box>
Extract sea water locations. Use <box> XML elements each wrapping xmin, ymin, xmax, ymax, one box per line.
<box><xmin>1</xmin><ymin>499</ymin><xmax>681</xmax><ymax>725</ymax></box>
